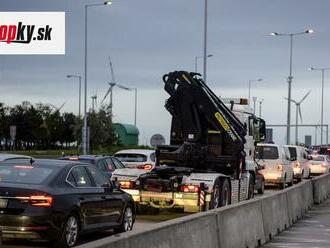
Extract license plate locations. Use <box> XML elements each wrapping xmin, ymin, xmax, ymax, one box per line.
<box><xmin>0</xmin><ymin>198</ymin><xmax>8</xmax><ymax>208</ymax></box>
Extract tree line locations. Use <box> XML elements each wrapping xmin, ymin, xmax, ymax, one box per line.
<box><xmin>0</xmin><ymin>101</ymin><xmax>116</xmax><ymax>151</ymax></box>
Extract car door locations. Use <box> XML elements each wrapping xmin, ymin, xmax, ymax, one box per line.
<box><xmin>68</xmin><ymin>165</ymin><xmax>106</xmax><ymax>230</ymax></box>
<box><xmin>86</xmin><ymin>166</ymin><xmax>125</xmax><ymax>226</ymax></box>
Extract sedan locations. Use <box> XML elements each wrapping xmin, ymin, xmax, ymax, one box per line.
<box><xmin>0</xmin><ymin>159</ymin><xmax>135</xmax><ymax>247</ymax></box>
<box><xmin>114</xmin><ymin>149</ymin><xmax>156</xmax><ymax>170</ymax></box>
<box><xmin>309</xmin><ymin>155</ymin><xmax>330</xmax><ymax>175</ymax></box>
<box><xmin>59</xmin><ymin>155</ymin><xmax>125</xmax><ymax>178</ymax></box>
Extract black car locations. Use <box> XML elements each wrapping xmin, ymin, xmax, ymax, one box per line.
<box><xmin>0</xmin><ymin>159</ymin><xmax>135</xmax><ymax>247</ymax></box>
<box><xmin>59</xmin><ymin>155</ymin><xmax>125</xmax><ymax>178</ymax></box>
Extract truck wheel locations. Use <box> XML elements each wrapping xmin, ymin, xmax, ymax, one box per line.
<box><xmin>210</xmin><ymin>178</ymin><xmax>230</xmax><ymax>209</ymax></box>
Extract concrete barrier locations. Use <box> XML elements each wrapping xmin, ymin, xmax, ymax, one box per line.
<box><xmin>312</xmin><ymin>174</ymin><xmax>330</xmax><ymax>204</ymax></box>
<box><xmin>77</xmin><ymin>175</ymin><xmax>330</xmax><ymax>248</ymax></box>
<box><xmin>216</xmin><ymin>198</ymin><xmax>265</xmax><ymax>248</ymax></box>
<box><xmin>77</xmin><ymin>211</ymin><xmax>220</xmax><ymax>248</ymax></box>
<box><xmin>261</xmin><ymin>191</ymin><xmax>289</xmax><ymax>241</ymax></box>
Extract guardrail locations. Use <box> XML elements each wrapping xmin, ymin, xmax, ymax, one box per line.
<box><xmin>77</xmin><ymin>174</ymin><xmax>330</xmax><ymax>248</ymax></box>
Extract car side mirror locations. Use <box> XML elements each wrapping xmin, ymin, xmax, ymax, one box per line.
<box><xmin>103</xmin><ymin>181</ymin><xmax>114</xmax><ymax>193</ymax></box>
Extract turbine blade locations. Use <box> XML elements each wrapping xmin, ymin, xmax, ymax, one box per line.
<box><xmin>109</xmin><ymin>56</ymin><xmax>116</xmax><ymax>84</ymax></box>
<box><xmin>299</xmin><ymin>90</ymin><xmax>311</xmax><ymax>104</ymax></box>
<box><xmin>116</xmin><ymin>84</ymin><xmax>131</xmax><ymax>91</ymax></box>
<box><xmin>284</xmin><ymin>97</ymin><xmax>298</xmax><ymax>104</ymax></box>
<box><xmin>101</xmin><ymin>87</ymin><xmax>111</xmax><ymax>104</ymax></box>
<box><xmin>298</xmin><ymin>106</ymin><xmax>303</xmax><ymax>123</ymax></box>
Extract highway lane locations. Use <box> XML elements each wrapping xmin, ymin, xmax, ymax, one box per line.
<box><xmin>0</xmin><ymin>188</ymin><xmax>280</xmax><ymax>248</ymax></box>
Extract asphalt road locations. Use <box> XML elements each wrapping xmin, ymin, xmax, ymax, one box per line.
<box><xmin>263</xmin><ymin>198</ymin><xmax>330</xmax><ymax>247</ymax></box>
<box><xmin>1</xmin><ymin>188</ymin><xmax>279</xmax><ymax>248</ymax></box>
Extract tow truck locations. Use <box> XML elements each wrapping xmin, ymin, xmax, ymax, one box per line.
<box><xmin>112</xmin><ymin>71</ymin><xmax>265</xmax><ymax>212</ymax></box>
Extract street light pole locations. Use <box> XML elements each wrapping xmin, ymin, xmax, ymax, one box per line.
<box><xmin>203</xmin><ymin>0</ymin><xmax>208</xmax><ymax>82</ymax></box>
<box><xmin>309</xmin><ymin>66</ymin><xmax>330</xmax><ymax>145</ymax></box>
<box><xmin>66</xmin><ymin>74</ymin><xmax>82</xmax><ymax>118</ymax></box>
<box><xmin>83</xmin><ymin>1</ymin><xmax>112</xmax><ymax>155</ymax></box>
<box><xmin>253</xmin><ymin>97</ymin><xmax>257</xmax><ymax>115</ymax></box>
<box><xmin>248</xmin><ymin>78</ymin><xmax>263</xmax><ymax>106</ymax></box>
<box><xmin>134</xmin><ymin>88</ymin><xmax>137</xmax><ymax>126</ymax></box>
<box><xmin>259</xmin><ymin>99</ymin><xmax>264</xmax><ymax>118</ymax></box>
<box><xmin>271</xmin><ymin>29</ymin><xmax>314</xmax><ymax>145</ymax></box>
<box><xmin>195</xmin><ymin>54</ymin><xmax>213</xmax><ymax>74</ymax></box>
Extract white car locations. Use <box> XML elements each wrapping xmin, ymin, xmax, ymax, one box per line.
<box><xmin>284</xmin><ymin>145</ymin><xmax>311</xmax><ymax>181</ymax></box>
<box><xmin>309</xmin><ymin>155</ymin><xmax>330</xmax><ymax>175</ymax></box>
<box><xmin>0</xmin><ymin>153</ymin><xmax>32</xmax><ymax>162</ymax></box>
<box><xmin>114</xmin><ymin>149</ymin><xmax>156</xmax><ymax>171</ymax></box>
<box><xmin>256</xmin><ymin>143</ymin><xmax>294</xmax><ymax>189</ymax></box>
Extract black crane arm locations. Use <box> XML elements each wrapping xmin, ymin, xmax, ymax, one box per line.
<box><xmin>157</xmin><ymin>71</ymin><xmax>247</xmax><ymax>175</ymax></box>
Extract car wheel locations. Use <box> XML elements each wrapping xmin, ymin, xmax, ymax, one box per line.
<box><xmin>57</xmin><ymin>215</ymin><xmax>79</xmax><ymax>248</ymax></box>
<box><xmin>287</xmin><ymin>175</ymin><xmax>294</xmax><ymax>186</ymax></box>
<box><xmin>257</xmin><ymin>179</ymin><xmax>265</xmax><ymax>194</ymax></box>
<box><xmin>115</xmin><ymin>206</ymin><xmax>134</xmax><ymax>233</ymax></box>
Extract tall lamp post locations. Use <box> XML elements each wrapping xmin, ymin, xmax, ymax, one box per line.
<box><xmin>195</xmin><ymin>54</ymin><xmax>213</xmax><ymax>73</ymax></box>
<box><xmin>270</xmin><ymin>29</ymin><xmax>314</xmax><ymax>145</ymax></box>
<box><xmin>203</xmin><ymin>0</ymin><xmax>208</xmax><ymax>82</ymax></box>
<box><xmin>259</xmin><ymin>98</ymin><xmax>264</xmax><ymax>118</ymax></box>
<box><xmin>66</xmin><ymin>74</ymin><xmax>82</xmax><ymax>118</ymax></box>
<box><xmin>248</xmin><ymin>78</ymin><xmax>263</xmax><ymax>106</ymax></box>
<box><xmin>309</xmin><ymin>66</ymin><xmax>330</xmax><ymax>145</ymax></box>
<box><xmin>83</xmin><ymin>0</ymin><xmax>112</xmax><ymax>155</ymax></box>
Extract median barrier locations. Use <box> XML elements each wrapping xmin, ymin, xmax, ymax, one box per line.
<box><xmin>77</xmin><ymin>175</ymin><xmax>330</xmax><ymax>248</ymax></box>
<box><xmin>312</xmin><ymin>174</ymin><xmax>330</xmax><ymax>204</ymax></box>
<box><xmin>261</xmin><ymin>191</ymin><xmax>289</xmax><ymax>242</ymax></box>
<box><xmin>77</xmin><ymin>210</ymin><xmax>220</xmax><ymax>248</ymax></box>
<box><xmin>216</xmin><ymin>198</ymin><xmax>265</xmax><ymax>248</ymax></box>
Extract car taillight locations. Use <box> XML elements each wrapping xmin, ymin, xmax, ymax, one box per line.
<box><xmin>119</xmin><ymin>181</ymin><xmax>135</xmax><ymax>189</ymax></box>
<box><xmin>180</xmin><ymin>185</ymin><xmax>200</xmax><ymax>193</ymax></box>
<box><xmin>137</xmin><ymin>164</ymin><xmax>154</xmax><ymax>170</ymax></box>
<box><xmin>277</xmin><ymin>164</ymin><xmax>283</xmax><ymax>171</ymax></box>
<box><xmin>17</xmin><ymin>195</ymin><xmax>53</xmax><ymax>207</ymax></box>
<box><xmin>322</xmin><ymin>163</ymin><xmax>327</xmax><ymax>167</ymax></box>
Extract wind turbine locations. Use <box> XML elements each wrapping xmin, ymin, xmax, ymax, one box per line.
<box><xmin>285</xmin><ymin>90</ymin><xmax>311</xmax><ymax>145</ymax></box>
<box><xmin>91</xmin><ymin>93</ymin><xmax>97</xmax><ymax>112</ymax></box>
<box><xmin>101</xmin><ymin>56</ymin><xmax>132</xmax><ymax>119</ymax></box>
<box><xmin>49</xmin><ymin>102</ymin><xmax>66</xmax><ymax>112</ymax></box>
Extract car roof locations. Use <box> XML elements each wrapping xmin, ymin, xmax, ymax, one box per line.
<box><xmin>60</xmin><ymin>155</ymin><xmax>112</xmax><ymax>161</ymax></box>
<box><xmin>2</xmin><ymin>158</ymin><xmax>87</xmax><ymax>168</ymax></box>
<box><xmin>0</xmin><ymin>153</ymin><xmax>32</xmax><ymax>162</ymax></box>
<box><xmin>114</xmin><ymin>149</ymin><xmax>155</xmax><ymax>155</ymax></box>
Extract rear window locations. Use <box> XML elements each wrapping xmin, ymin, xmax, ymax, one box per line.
<box><xmin>114</xmin><ymin>153</ymin><xmax>147</xmax><ymax>163</ymax></box>
<box><xmin>256</xmin><ymin>146</ymin><xmax>279</xmax><ymax>160</ymax></box>
<box><xmin>312</xmin><ymin>156</ymin><xmax>325</xmax><ymax>161</ymax></box>
<box><xmin>0</xmin><ymin>165</ymin><xmax>58</xmax><ymax>185</ymax></box>
<box><xmin>287</xmin><ymin>147</ymin><xmax>297</xmax><ymax>160</ymax></box>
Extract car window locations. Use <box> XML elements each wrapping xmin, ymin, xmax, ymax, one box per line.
<box><xmin>287</xmin><ymin>147</ymin><xmax>297</xmax><ymax>160</ymax></box>
<box><xmin>86</xmin><ymin>166</ymin><xmax>108</xmax><ymax>187</ymax></box>
<box><xmin>150</xmin><ymin>152</ymin><xmax>156</xmax><ymax>162</ymax></box>
<box><xmin>111</xmin><ymin>158</ymin><xmax>125</xmax><ymax>169</ymax></box>
<box><xmin>114</xmin><ymin>153</ymin><xmax>147</xmax><ymax>162</ymax></box>
<box><xmin>0</xmin><ymin>165</ymin><xmax>57</xmax><ymax>185</ymax></box>
<box><xmin>255</xmin><ymin>146</ymin><xmax>279</xmax><ymax>160</ymax></box>
<box><xmin>97</xmin><ymin>159</ymin><xmax>109</xmax><ymax>172</ymax></box>
<box><xmin>70</xmin><ymin>166</ymin><xmax>93</xmax><ymax>187</ymax></box>
<box><xmin>105</xmin><ymin>158</ymin><xmax>114</xmax><ymax>170</ymax></box>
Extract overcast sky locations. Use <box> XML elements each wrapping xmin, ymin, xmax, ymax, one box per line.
<box><xmin>0</xmin><ymin>0</ymin><xmax>330</xmax><ymax>145</ymax></box>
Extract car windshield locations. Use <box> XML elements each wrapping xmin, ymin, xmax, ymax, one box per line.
<box><xmin>312</xmin><ymin>156</ymin><xmax>325</xmax><ymax>161</ymax></box>
<box><xmin>287</xmin><ymin>147</ymin><xmax>297</xmax><ymax>160</ymax></box>
<box><xmin>256</xmin><ymin>146</ymin><xmax>279</xmax><ymax>160</ymax></box>
<box><xmin>114</xmin><ymin>153</ymin><xmax>147</xmax><ymax>163</ymax></box>
<box><xmin>0</xmin><ymin>165</ymin><xmax>59</xmax><ymax>185</ymax></box>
